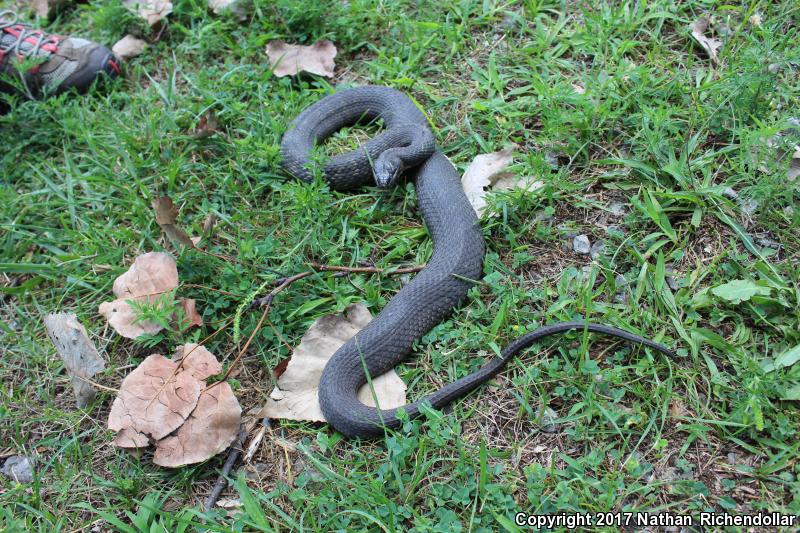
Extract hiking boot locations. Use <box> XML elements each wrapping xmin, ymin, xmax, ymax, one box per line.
<box><xmin>0</xmin><ymin>10</ymin><xmax>120</xmax><ymax>97</ymax></box>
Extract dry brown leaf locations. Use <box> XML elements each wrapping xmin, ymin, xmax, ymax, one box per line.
<box><xmin>123</xmin><ymin>0</ymin><xmax>172</xmax><ymax>26</ymax></box>
<box><xmin>152</xmin><ymin>196</ymin><xmax>195</xmax><ymax>248</ymax></box>
<box><xmin>172</xmin><ymin>343</ymin><xmax>221</xmax><ymax>380</ymax></box>
<box><xmin>98</xmin><ymin>252</ymin><xmax>179</xmax><ymax>339</ymax></box>
<box><xmin>112</xmin><ymin>35</ymin><xmax>147</xmax><ymax>61</ymax></box>
<box><xmin>690</xmin><ymin>17</ymin><xmax>723</xmax><ymax>64</ymax></box>
<box><xmin>208</xmin><ymin>0</ymin><xmax>249</xmax><ymax>19</ymax></box>
<box><xmin>153</xmin><ymin>381</ymin><xmax>241</xmax><ymax>467</ymax></box>
<box><xmin>31</xmin><ymin>0</ymin><xmax>69</xmax><ymax>18</ymax></box>
<box><xmin>107</xmin><ymin>355</ymin><xmax>201</xmax><ymax>448</ymax></box>
<box><xmin>43</xmin><ymin>313</ymin><xmax>106</xmax><ymax>408</ymax></box>
<box><xmin>265</xmin><ymin>40</ymin><xmax>337</xmax><ymax>78</ymax></box>
<box><xmin>194</xmin><ymin>111</ymin><xmax>220</xmax><ymax>139</ymax></box>
<box><xmin>178</xmin><ymin>299</ymin><xmax>203</xmax><ymax>330</ymax></box>
<box><xmin>259</xmin><ymin>303</ymin><xmax>407</xmax><ymax>422</ymax></box>
<box><xmin>461</xmin><ymin>149</ymin><xmax>542</xmax><ymax>216</ymax></box>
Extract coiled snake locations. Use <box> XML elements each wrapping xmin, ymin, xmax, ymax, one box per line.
<box><xmin>280</xmin><ymin>86</ymin><xmax>674</xmax><ymax>438</ymax></box>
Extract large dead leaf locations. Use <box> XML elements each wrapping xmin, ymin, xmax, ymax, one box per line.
<box><xmin>690</xmin><ymin>17</ymin><xmax>723</xmax><ymax>64</ymax></box>
<box><xmin>43</xmin><ymin>313</ymin><xmax>106</xmax><ymax>408</ymax></box>
<box><xmin>461</xmin><ymin>149</ymin><xmax>542</xmax><ymax>216</ymax></box>
<box><xmin>265</xmin><ymin>40</ymin><xmax>337</xmax><ymax>78</ymax></box>
<box><xmin>98</xmin><ymin>252</ymin><xmax>179</xmax><ymax>339</ymax></box>
<box><xmin>171</xmin><ymin>343</ymin><xmax>221</xmax><ymax>380</ymax></box>
<box><xmin>107</xmin><ymin>354</ymin><xmax>202</xmax><ymax>448</ymax></box>
<box><xmin>123</xmin><ymin>0</ymin><xmax>173</xmax><ymax>26</ymax></box>
<box><xmin>108</xmin><ymin>346</ymin><xmax>240</xmax><ymax>467</ymax></box>
<box><xmin>260</xmin><ymin>303</ymin><xmax>407</xmax><ymax>422</ymax></box>
<box><xmin>154</xmin><ymin>382</ymin><xmax>241</xmax><ymax>467</ymax></box>
<box><xmin>152</xmin><ymin>196</ymin><xmax>195</xmax><ymax>248</ymax></box>
<box><xmin>112</xmin><ymin>35</ymin><xmax>147</xmax><ymax>61</ymax></box>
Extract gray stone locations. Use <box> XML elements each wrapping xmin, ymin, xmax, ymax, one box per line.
<box><xmin>540</xmin><ymin>407</ymin><xmax>559</xmax><ymax>433</ymax></box>
<box><xmin>740</xmin><ymin>198</ymin><xmax>759</xmax><ymax>216</ymax></box>
<box><xmin>573</xmin><ymin>234</ymin><xmax>591</xmax><ymax>254</ymax></box>
<box><xmin>590</xmin><ymin>240</ymin><xmax>605</xmax><ymax>260</ymax></box>
<box><xmin>768</xmin><ymin>63</ymin><xmax>780</xmax><ymax>74</ymax></box>
<box><xmin>722</xmin><ymin>187</ymin><xmax>738</xmax><ymax>200</ymax></box>
<box><xmin>1</xmin><ymin>455</ymin><xmax>34</xmax><ymax>483</ymax></box>
<box><xmin>756</xmin><ymin>237</ymin><xmax>781</xmax><ymax>249</ymax></box>
<box><xmin>608</xmin><ymin>201</ymin><xmax>626</xmax><ymax>217</ymax></box>
<box><xmin>726</xmin><ymin>452</ymin><xmax>738</xmax><ymax>465</ymax></box>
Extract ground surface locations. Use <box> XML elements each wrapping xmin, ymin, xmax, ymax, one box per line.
<box><xmin>1</xmin><ymin>0</ymin><xmax>799</xmax><ymax>531</ymax></box>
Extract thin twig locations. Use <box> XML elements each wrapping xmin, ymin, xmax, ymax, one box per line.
<box><xmin>248</xmin><ymin>262</ymin><xmax>425</xmax><ymax>310</ymax></box>
<box><xmin>203</xmin><ymin>427</ymin><xmax>247</xmax><ymax>512</ymax></box>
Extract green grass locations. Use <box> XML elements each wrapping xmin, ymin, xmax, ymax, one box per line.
<box><xmin>1</xmin><ymin>0</ymin><xmax>799</xmax><ymax>530</ymax></box>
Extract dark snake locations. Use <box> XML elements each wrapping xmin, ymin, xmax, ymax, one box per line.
<box><xmin>280</xmin><ymin>86</ymin><xmax>675</xmax><ymax>438</ymax></box>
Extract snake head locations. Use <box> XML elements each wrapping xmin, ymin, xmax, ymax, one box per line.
<box><xmin>374</xmin><ymin>153</ymin><xmax>404</xmax><ymax>188</ymax></box>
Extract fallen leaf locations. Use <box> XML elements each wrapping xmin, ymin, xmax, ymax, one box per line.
<box><xmin>98</xmin><ymin>252</ymin><xmax>179</xmax><ymax>339</ymax></box>
<box><xmin>194</xmin><ymin>111</ymin><xmax>220</xmax><ymax>139</ymax></box>
<box><xmin>30</xmin><ymin>0</ymin><xmax>69</xmax><ymax>18</ymax></box>
<box><xmin>259</xmin><ymin>303</ymin><xmax>407</xmax><ymax>422</ymax></box>
<box><xmin>108</xmin><ymin>354</ymin><xmax>202</xmax><ymax>447</ymax></box>
<box><xmin>112</xmin><ymin>35</ymin><xmax>147</xmax><ymax>61</ymax></box>
<box><xmin>123</xmin><ymin>0</ymin><xmax>173</xmax><ymax>26</ymax></box>
<box><xmin>461</xmin><ymin>149</ymin><xmax>542</xmax><ymax>216</ymax></box>
<box><xmin>172</xmin><ymin>343</ymin><xmax>221</xmax><ymax>380</ymax></box>
<box><xmin>43</xmin><ymin>313</ymin><xmax>106</xmax><ymax>408</ymax></box>
<box><xmin>154</xmin><ymin>381</ymin><xmax>241</xmax><ymax>467</ymax></box>
<box><xmin>178</xmin><ymin>298</ymin><xmax>203</xmax><ymax>330</ymax></box>
<box><xmin>152</xmin><ymin>196</ymin><xmax>195</xmax><ymax>248</ymax></box>
<box><xmin>571</xmin><ymin>83</ymin><xmax>585</xmax><ymax>94</ymax></box>
<box><xmin>265</xmin><ymin>40</ymin><xmax>337</xmax><ymax>78</ymax></box>
<box><xmin>788</xmin><ymin>147</ymin><xmax>800</xmax><ymax>181</ymax></box>
<box><xmin>208</xmin><ymin>0</ymin><xmax>250</xmax><ymax>19</ymax></box>
<box><xmin>690</xmin><ymin>17</ymin><xmax>722</xmax><ymax>64</ymax></box>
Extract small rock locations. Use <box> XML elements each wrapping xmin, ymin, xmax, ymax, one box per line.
<box><xmin>665</xmin><ymin>268</ymin><xmax>681</xmax><ymax>291</ymax></box>
<box><xmin>573</xmin><ymin>234</ymin><xmax>591</xmax><ymax>255</ymax></box>
<box><xmin>722</xmin><ymin>187</ymin><xmax>738</xmax><ymax>200</ymax></box>
<box><xmin>755</xmin><ymin>237</ymin><xmax>781</xmax><ymax>249</ymax></box>
<box><xmin>580</xmin><ymin>265</ymin><xmax>592</xmax><ymax>282</ymax></box>
<box><xmin>740</xmin><ymin>198</ymin><xmax>759</xmax><ymax>216</ymax></box>
<box><xmin>293</xmin><ymin>457</ymin><xmax>325</xmax><ymax>482</ymax></box>
<box><xmin>1</xmin><ymin>455</ymin><xmax>34</xmax><ymax>483</ymax></box>
<box><xmin>726</xmin><ymin>452</ymin><xmax>738</xmax><ymax>465</ymax></box>
<box><xmin>540</xmin><ymin>407</ymin><xmax>559</xmax><ymax>433</ymax></box>
<box><xmin>784</xmin><ymin>206</ymin><xmax>794</xmax><ymax>217</ymax></box>
<box><xmin>768</xmin><ymin>63</ymin><xmax>780</xmax><ymax>74</ymax></box>
<box><xmin>544</xmin><ymin>152</ymin><xmax>559</xmax><ymax>168</ymax></box>
<box><xmin>590</xmin><ymin>240</ymin><xmax>605</xmax><ymax>260</ymax></box>
<box><xmin>608</xmin><ymin>201</ymin><xmax>627</xmax><ymax>217</ymax></box>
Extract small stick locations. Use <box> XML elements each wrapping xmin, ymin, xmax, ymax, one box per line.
<box><xmin>204</xmin><ymin>427</ymin><xmax>247</xmax><ymax>512</ymax></box>
<box><xmin>248</xmin><ymin>263</ymin><xmax>425</xmax><ymax>310</ymax></box>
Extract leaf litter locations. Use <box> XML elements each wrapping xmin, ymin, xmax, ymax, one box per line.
<box><xmin>461</xmin><ymin>149</ymin><xmax>543</xmax><ymax>216</ymax></box>
<box><xmin>259</xmin><ymin>303</ymin><xmax>407</xmax><ymax>422</ymax></box>
<box><xmin>265</xmin><ymin>40</ymin><xmax>337</xmax><ymax>78</ymax></box>
<box><xmin>108</xmin><ymin>344</ymin><xmax>241</xmax><ymax>467</ymax></box>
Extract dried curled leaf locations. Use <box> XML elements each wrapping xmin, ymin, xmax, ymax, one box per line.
<box><xmin>43</xmin><ymin>313</ymin><xmax>106</xmax><ymax>408</ymax></box>
<box><xmin>98</xmin><ymin>252</ymin><xmax>179</xmax><ymax>339</ymax></box>
<box><xmin>107</xmin><ymin>355</ymin><xmax>202</xmax><ymax>447</ymax></box>
<box><xmin>265</xmin><ymin>40</ymin><xmax>337</xmax><ymax>78</ymax></box>
<box><xmin>461</xmin><ymin>149</ymin><xmax>542</xmax><ymax>216</ymax></box>
<box><xmin>152</xmin><ymin>196</ymin><xmax>195</xmax><ymax>248</ymax></box>
<box><xmin>690</xmin><ymin>17</ymin><xmax>723</xmax><ymax>64</ymax></box>
<box><xmin>112</xmin><ymin>35</ymin><xmax>147</xmax><ymax>61</ymax></box>
<box><xmin>259</xmin><ymin>303</ymin><xmax>407</xmax><ymax>422</ymax></box>
<box><xmin>154</xmin><ymin>382</ymin><xmax>241</xmax><ymax>467</ymax></box>
<box><xmin>123</xmin><ymin>0</ymin><xmax>173</xmax><ymax>26</ymax></box>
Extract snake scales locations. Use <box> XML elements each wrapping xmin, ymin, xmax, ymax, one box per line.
<box><xmin>280</xmin><ymin>86</ymin><xmax>674</xmax><ymax>438</ymax></box>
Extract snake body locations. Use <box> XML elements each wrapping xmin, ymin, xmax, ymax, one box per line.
<box><xmin>281</xmin><ymin>86</ymin><xmax>674</xmax><ymax>438</ymax></box>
